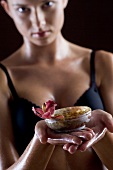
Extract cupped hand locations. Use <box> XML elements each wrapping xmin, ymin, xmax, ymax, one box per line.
<box><xmin>63</xmin><ymin>110</ymin><xmax>113</xmax><ymax>153</ymax></box>
<box><xmin>34</xmin><ymin>120</ymin><xmax>94</xmax><ymax>147</ymax></box>
<box><xmin>35</xmin><ymin>120</ymin><xmax>82</xmax><ymax>145</ymax></box>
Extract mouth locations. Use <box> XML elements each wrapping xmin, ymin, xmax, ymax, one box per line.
<box><xmin>31</xmin><ymin>30</ymin><xmax>51</xmax><ymax>38</ymax></box>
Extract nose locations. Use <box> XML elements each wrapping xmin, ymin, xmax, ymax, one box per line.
<box><xmin>31</xmin><ymin>8</ymin><xmax>46</xmax><ymax>29</ymax></box>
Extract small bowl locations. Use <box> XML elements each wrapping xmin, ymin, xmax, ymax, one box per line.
<box><xmin>45</xmin><ymin>106</ymin><xmax>91</xmax><ymax>132</ymax></box>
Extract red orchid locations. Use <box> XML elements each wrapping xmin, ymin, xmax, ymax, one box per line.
<box><xmin>32</xmin><ymin>100</ymin><xmax>64</xmax><ymax>120</ymax></box>
<box><xmin>32</xmin><ymin>100</ymin><xmax>56</xmax><ymax>119</ymax></box>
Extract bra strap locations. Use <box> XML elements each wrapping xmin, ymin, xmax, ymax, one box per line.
<box><xmin>0</xmin><ymin>63</ymin><xmax>19</xmax><ymax>98</ymax></box>
<box><xmin>90</xmin><ymin>50</ymin><xmax>97</xmax><ymax>88</ymax></box>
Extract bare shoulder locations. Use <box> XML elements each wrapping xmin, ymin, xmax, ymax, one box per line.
<box><xmin>0</xmin><ymin>67</ymin><xmax>12</xmax><ymax>119</ymax></box>
<box><xmin>95</xmin><ymin>50</ymin><xmax>113</xmax><ymax>73</ymax></box>
<box><xmin>95</xmin><ymin>50</ymin><xmax>113</xmax><ymax>63</ymax></box>
<box><xmin>95</xmin><ymin>50</ymin><xmax>113</xmax><ymax>86</ymax></box>
<box><xmin>0</xmin><ymin>46</ymin><xmax>22</xmax><ymax>67</ymax></box>
<box><xmin>0</xmin><ymin>56</ymin><xmax>15</xmax><ymax>109</ymax></box>
<box><xmin>0</xmin><ymin>61</ymin><xmax>13</xmax><ymax>127</ymax></box>
<box><xmin>0</xmin><ymin>64</ymin><xmax>10</xmax><ymax>95</ymax></box>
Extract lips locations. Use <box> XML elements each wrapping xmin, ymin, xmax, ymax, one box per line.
<box><xmin>31</xmin><ymin>30</ymin><xmax>50</xmax><ymax>38</ymax></box>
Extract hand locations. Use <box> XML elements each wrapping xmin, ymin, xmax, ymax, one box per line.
<box><xmin>63</xmin><ymin>110</ymin><xmax>113</xmax><ymax>153</ymax></box>
<box><xmin>35</xmin><ymin>120</ymin><xmax>94</xmax><ymax>154</ymax></box>
<box><xmin>35</xmin><ymin>120</ymin><xmax>82</xmax><ymax>145</ymax></box>
<box><xmin>34</xmin><ymin>120</ymin><xmax>94</xmax><ymax>146</ymax></box>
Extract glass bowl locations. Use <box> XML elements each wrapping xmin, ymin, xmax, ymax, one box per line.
<box><xmin>45</xmin><ymin>106</ymin><xmax>91</xmax><ymax>132</ymax></box>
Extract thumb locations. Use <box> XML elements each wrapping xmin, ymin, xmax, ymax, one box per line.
<box><xmin>35</xmin><ymin>120</ymin><xmax>48</xmax><ymax>144</ymax></box>
<box><xmin>102</xmin><ymin>111</ymin><xmax>113</xmax><ymax>133</ymax></box>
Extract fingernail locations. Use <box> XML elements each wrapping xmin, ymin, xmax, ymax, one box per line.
<box><xmin>63</xmin><ymin>146</ymin><xmax>66</xmax><ymax>150</ymax></box>
<box><xmin>79</xmin><ymin>148</ymin><xmax>84</xmax><ymax>152</ymax></box>
<box><xmin>72</xmin><ymin>138</ymin><xmax>82</xmax><ymax>145</ymax></box>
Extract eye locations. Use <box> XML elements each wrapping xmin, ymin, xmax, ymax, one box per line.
<box><xmin>43</xmin><ymin>1</ymin><xmax>54</xmax><ymax>8</ymax></box>
<box><xmin>17</xmin><ymin>7</ymin><xmax>30</xmax><ymax>13</ymax></box>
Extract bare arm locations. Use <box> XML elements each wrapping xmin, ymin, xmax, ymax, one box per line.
<box><xmin>92</xmin><ymin>51</ymin><xmax>113</xmax><ymax>169</ymax></box>
<box><xmin>62</xmin><ymin>51</ymin><xmax>113</xmax><ymax>169</ymax></box>
<box><xmin>79</xmin><ymin>51</ymin><xmax>113</xmax><ymax>169</ymax></box>
<box><xmin>92</xmin><ymin>131</ymin><xmax>113</xmax><ymax>170</ymax></box>
<box><xmin>0</xmin><ymin>69</ymin><xmax>55</xmax><ymax>170</ymax></box>
<box><xmin>7</xmin><ymin>136</ymin><xmax>55</xmax><ymax>170</ymax></box>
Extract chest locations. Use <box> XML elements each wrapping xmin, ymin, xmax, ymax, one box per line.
<box><xmin>9</xmin><ymin>65</ymin><xmax>104</xmax><ymax>156</ymax></box>
<box><xmin>13</xmin><ymin>66</ymin><xmax>90</xmax><ymax>108</ymax></box>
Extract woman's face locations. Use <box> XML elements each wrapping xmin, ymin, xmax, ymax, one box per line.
<box><xmin>5</xmin><ymin>0</ymin><xmax>67</xmax><ymax>46</ymax></box>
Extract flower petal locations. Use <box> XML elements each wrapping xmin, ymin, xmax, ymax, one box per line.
<box><xmin>32</xmin><ymin>100</ymin><xmax>57</xmax><ymax>119</ymax></box>
<box><xmin>45</xmin><ymin>100</ymin><xmax>57</xmax><ymax>112</ymax></box>
<box><xmin>42</xmin><ymin>111</ymin><xmax>52</xmax><ymax>119</ymax></box>
<box><xmin>32</xmin><ymin>107</ymin><xmax>44</xmax><ymax>118</ymax></box>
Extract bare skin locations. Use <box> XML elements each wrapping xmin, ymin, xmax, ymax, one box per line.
<box><xmin>1</xmin><ymin>43</ymin><xmax>113</xmax><ymax>170</ymax></box>
<box><xmin>0</xmin><ymin>0</ymin><xmax>113</xmax><ymax>169</ymax></box>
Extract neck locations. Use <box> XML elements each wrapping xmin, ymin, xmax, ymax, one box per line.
<box><xmin>21</xmin><ymin>33</ymin><xmax>69</xmax><ymax>64</ymax></box>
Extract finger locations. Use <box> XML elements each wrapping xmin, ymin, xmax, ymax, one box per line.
<box><xmin>71</xmin><ymin>132</ymin><xmax>93</xmax><ymax>140</ymax></box>
<box><xmin>68</xmin><ymin>145</ymin><xmax>78</xmax><ymax>154</ymax></box>
<box><xmin>71</xmin><ymin>127</ymin><xmax>95</xmax><ymax>135</ymax></box>
<box><xmin>63</xmin><ymin>143</ymin><xmax>78</xmax><ymax>154</ymax></box>
<box><xmin>47</xmin><ymin>129</ymin><xmax>83</xmax><ymax>145</ymax></box>
<box><xmin>47</xmin><ymin>138</ymin><xmax>66</xmax><ymax>145</ymax></box>
<box><xmin>47</xmin><ymin>134</ymin><xmax>82</xmax><ymax>145</ymax></box>
<box><xmin>35</xmin><ymin>121</ymin><xmax>48</xmax><ymax>144</ymax></box>
<box><xmin>78</xmin><ymin>136</ymin><xmax>97</xmax><ymax>152</ymax></box>
<box><xmin>78</xmin><ymin>128</ymin><xmax>107</xmax><ymax>151</ymax></box>
<box><xmin>71</xmin><ymin>129</ymin><xmax>95</xmax><ymax>140</ymax></box>
<box><xmin>63</xmin><ymin>143</ymin><xmax>71</xmax><ymax>150</ymax></box>
<box><xmin>101</xmin><ymin>111</ymin><xmax>113</xmax><ymax>132</ymax></box>
<box><xmin>82</xmin><ymin>127</ymin><xmax>95</xmax><ymax>135</ymax></box>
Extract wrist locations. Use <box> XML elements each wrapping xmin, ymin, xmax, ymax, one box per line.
<box><xmin>92</xmin><ymin>130</ymin><xmax>112</xmax><ymax>150</ymax></box>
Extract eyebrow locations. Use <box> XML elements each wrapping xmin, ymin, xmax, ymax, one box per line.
<box><xmin>12</xmin><ymin>0</ymin><xmax>57</xmax><ymax>6</ymax></box>
<box><xmin>12</xmin><ymin>4</ymin><xmax>28</xmax><ymax>6</ymax></box>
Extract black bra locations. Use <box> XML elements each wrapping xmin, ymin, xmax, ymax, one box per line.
<box><xmin>0</xmin><ymin>51</ymin><xmax>104</xmax><ymax>110</ymax></box>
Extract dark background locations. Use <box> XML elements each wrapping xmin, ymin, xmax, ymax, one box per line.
<box><xmin>0</xmin><ymin>0</ymin><xmax>113</xmax><ymax>61</ymax></box>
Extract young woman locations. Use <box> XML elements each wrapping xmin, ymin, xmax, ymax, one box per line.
<box><xmin>0</xmin><ymin>0</ymin><xmax>113</xmax><ymax>169</ymax></box>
